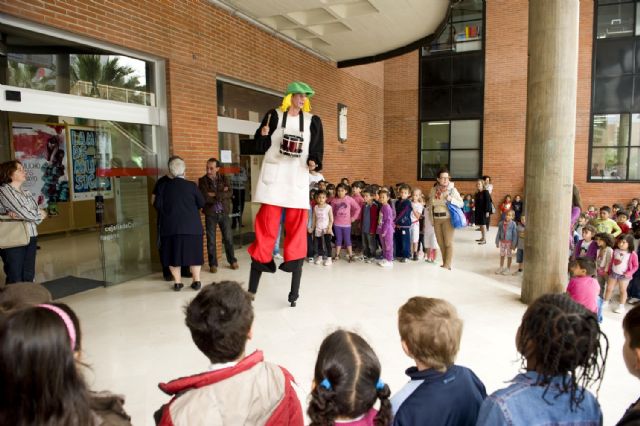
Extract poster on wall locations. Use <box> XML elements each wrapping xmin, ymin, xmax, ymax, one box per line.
<box><xmin>11</xmin><ymin>122</ymin><xmax>70</xmax><ymax>215</ymax></box>
<box><xmin>69</xmin><ymin>127</ymin><xmax>113</xmax><ymax>201</ymax></box>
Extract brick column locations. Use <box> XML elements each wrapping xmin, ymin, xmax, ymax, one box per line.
<box><xmin>522</xmin><ymin>0</ymin><xmax>579</xmax><ymax>303</ymax></box>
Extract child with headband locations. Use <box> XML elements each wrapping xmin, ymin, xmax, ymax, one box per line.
<box><xmin>308</xmin><ymin>330</ymin><xmax>392</xmax><ymax>425</ymax></box>
<box><xmin>392</xmin><ymin>297</ymin><xmax>486</xmax><ymax>425</ymax></box>
<box><xmin>0</xmin><ymin>303</ymin><xmax>131</xmax><ymax>425</ymax></box>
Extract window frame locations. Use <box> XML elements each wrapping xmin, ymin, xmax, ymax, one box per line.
<box><xmin>588</xmin><ymin>0</ymin><xmax>640</xmax><ymax>182</ymax></box>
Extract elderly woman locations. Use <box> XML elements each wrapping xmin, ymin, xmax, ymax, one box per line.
<box><xmin>474</xmin><ymin>179</ymin><xmax>493</xmax><ymax>245</ymax></box>
<box><xmin>427</xmin><ymin>168</ymin><xmax>463</xmax><ymax>270</ymax></box>
<box><xmin>0</xmin><ymin>160</ymin><xmax>46</xmax><ymax>284</ymax></box>
<box><xmin>153</xmin><ymin>157</ymin><xmax>205</xmax><ymax>291</ymax></box>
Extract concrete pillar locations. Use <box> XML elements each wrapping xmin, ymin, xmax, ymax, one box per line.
<box><xmin>522</xmin><ymin>0</ymin><xmax>579</xmax><ymax>304</ymax></box>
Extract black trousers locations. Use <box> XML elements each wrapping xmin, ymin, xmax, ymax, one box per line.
<box><xmin>205</xmin><ymin>212</ymin><xmax>237</xmax><ymax>267</ymax></box>
<box><xmin>313</xmin><ymin>234</ymin><xmax>332</xmax><ymax>258</ymax></box>
<box><xmin>1</xmin><ymin>236</ymin><xmax>37</xmax><ymax>284</ymax></box>
<box><xmin>232</xmin><ymin>188</ymin><xmax>245</xmax><ymax>228</ymax></box>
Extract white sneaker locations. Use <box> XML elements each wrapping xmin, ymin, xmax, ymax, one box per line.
<box><xmin>323</xmin><ymin>258</ymin><xmax>332</xmax><ymax>266</ymax></box>
<box><xmin>273</xmin><ymin>253</ymin><xmax>283</xmax><ymax>260</ymax></box>
<box><xmin>495</xmin><ymin>268</ymin><xmax>505</xmax><ymax>275</ymax></box>
<box><xmin>613</xmin><ymin>304</ymin><xmax>626</xmax><ymax>314</ymax></box>
<box><xmin>602</xmin><ymin>300</ymin><xmax>610</xmax><ymax>311</ymax></box>
<box><xmin>314</xmin><ymin>257</ymin><xmax>322</xmax><ymax>265</ymax></box>
<box><xmin>628</xmin><ymin>297</ymin><xmax>640</xmax><ymax>305</ymax></box>
<box><xmin>378</xmin><ymin>259</ymin><xmax>393</xmax><ymax>268</ymax></box>
<box><xmin>501</xmin><ymin>268</ymin><xmax>510</xmax><ymax>275</ymax></box>
<box><xmin>307</xmin><ymin>257</ymin><xmax>314</xmax><ymax>263</ymax></box>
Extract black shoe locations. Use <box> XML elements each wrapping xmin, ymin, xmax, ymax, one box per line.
<box><xmin>173</xmin><ymin>283</ymin><xmax>184</xmax><ymax>292</ymax></box>
<box><xmin>191</xmin><ymin>281</ymin><xmax>201</xmax><ymax>291</ymax></box>
<box><xmin>290</xmin><ymin>300</ymin><xmax>296</xmax><ymax>307</ymax></box>
<box><xmin>163</xmin><ymin>275</ymin><xmax>173</xmax><ymax>282</ymax></box>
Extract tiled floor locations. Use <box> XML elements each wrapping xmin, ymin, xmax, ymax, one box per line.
<box><xmin>58</xmin><ymin>226</ymin><xmax>636</xmax><ymax>426</ymax></box>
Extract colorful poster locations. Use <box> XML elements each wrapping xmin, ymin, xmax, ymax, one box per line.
<box><xmin>69</xmin><ymin>128</ymin><xmax>113</xmax><ymax>200</ymax></box>
<box><xmin>11</xmin><ymin>122</ymin><xmax>69</xmax><ymax>214</ymax></box>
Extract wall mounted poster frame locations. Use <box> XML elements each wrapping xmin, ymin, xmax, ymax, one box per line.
<box><xmin>11</xmin><ymin>122</ymin><xmax>70</xmax><ymax>213</ymax></box>
<box><xmin>69</xmin><ymin>127</ymin><xmax>113</xmax><ymax>201</ymax></box>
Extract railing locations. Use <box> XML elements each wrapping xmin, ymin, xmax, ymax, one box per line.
<box><xmin>71</xmin><ymin>80</ymin><xmax>155</xmax><ymax>106</ymax></box>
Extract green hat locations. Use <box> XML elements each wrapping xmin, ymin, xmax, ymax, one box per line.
<box><xmin>286</xmin><ymin>81</ymin><xmax>315</xmax><ymax>97</ymax></box>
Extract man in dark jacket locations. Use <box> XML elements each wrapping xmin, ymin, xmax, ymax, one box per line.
<box><xmin>198</xmin><ymin>158</ymin><xmax>238</xmax><ymax>273</ymax></box>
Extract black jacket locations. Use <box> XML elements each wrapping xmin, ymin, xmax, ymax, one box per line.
<box><xmin>154</xmin><ymin>178</ymin><xmax>204</xmax><ymax>237</ymax></box>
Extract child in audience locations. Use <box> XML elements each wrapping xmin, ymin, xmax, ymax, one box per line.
<box><xmin>311</xmin><ymin>190</ymin><xmax>334</xmax><ymax>266</ymax></box>
<box><xmin>573</xmin><ymin>225</ymin><xmax>598</xmax><ymax>260</ymax></box>
<box><xmin>574</xmin><ymin>213</ymin><xmax>588</xmax><ymax>244</ymax></box>
<box><xmin>594</xmin><ymin>232</ymin><xmax>614</xmax><ymax>298</ymax></box>
<box><xmin>423</xmin><ymin>200</ymin><xmax>438</xmax><ymax>263</ymax></box>
<box><xmin>618</xmin><ymin>210</ymin><xmax>632</xmax><ymax>235</ymax></box>
<box><xmin>618</xmin><ymin>305</ymin><xmax>640</xmax><ymax>424</ymax></box>
<box><xmin>512</xmin><ymin>194</ymin><xmax>523</xmax><ymax>223</ymax></box>
<box><xmin>410</xmin><ymin>188</ymin><xmax>424</xmax><ymax>261</ymax></box>
<box><xmin>331</xmin><ymin>183</ymin><xmax>361</xmax><ymax>262</ymax></box>
<box><xmin>587</xmin><ymin>205</ymin><xmax>598</xmax><ymax>219</ymax></box>
<box><xmin>156</xmin><ymin>281</ymin><xmax>303</xmax><ymax>424</ymax></box>
<box><xmin>614</xmin><ymin>203</ymin><xmax>623</xmax><ymax>217</ymax></box>
<box><xmin>499</xmin><ymin>195</ymin><xmax>512</xmax><ymax>221</ymax></box>
<box><xmin>629</xmin><ymin>198</ymin><xmax>640</xmax><ymax>222</ymax></box>
<box><xmin>462</xmin><ymin>194</ymin><xmax>474</xmax><ymax>227</ymax></box>
<box><xmin>361</xmin><ymin>187</ymin><xmax>379</xmax><ymax>262</ymax></box>
<box><xmin>308</xmin><ymin>330</ymin><xmax>392</xmax><ymax>426</ymax></box>
<box><xmin>605</xmin><ymin>234</ymin><xmax>639</xmax><ymax>314</ymax></box>
<box><xmin>392</xmin><ymin>297</ymin><xmax>486</xmax><ymax>425</ymax></box>
<box><xmin>0</xmin><ymin>303</ymin><xmax>132</xmax><ymax>425</ymax></box>
<box><xmin>591</xmin><ymin>206</ymin><xmax>622</xmax><ymax>237</ymax></box>
<box><xmin>567</xmin><ymin>257</ymin><xmax>600</xmax><ymax>314</ymax></box>
<box><xmin>513</xmin><ymin>215</ymin><xmax>526</xmax><ymax>275</ymax></box>
<box><xmin>377</xmin><ymin>188</ymin><xmax>395</xmax><ymax>268</ymax></box>
<box><xmin>326</xmin><ymin>183</ymin><xmax>336</xmax><ymax>204</ymax></box>
<box><xmin>394</xmin><ymin>184</ymin><xmax>413</xmax><ymax>262</ymax></box>
<box><xmin>476</xmin><ymin>294</ymin><xmax>607</xmax><ymax>426</ymax></box>
<box><xmin>495</xmin><ymin>210</ymin><xmax>518</xmax><ymax>275</ymax></box>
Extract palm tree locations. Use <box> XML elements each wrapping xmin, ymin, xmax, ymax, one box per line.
<box><xmin>71</xmin><ymin>55</ymin><xmax>145</xmax><ymax>101</ymax></box>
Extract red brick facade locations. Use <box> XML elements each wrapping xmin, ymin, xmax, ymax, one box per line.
<box><xmin>2</xmin><ymin>0</ymin><xmax>638</xmax><ymax>225</ymax></box>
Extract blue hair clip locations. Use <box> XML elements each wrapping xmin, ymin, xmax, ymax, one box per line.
<box><xmin>320</xmin><ymin>378</ymin><xmax>333</xmax><ymax>391</ymax></box>
<box><xmin>376</xmin><ymin>378</ymin><xmax>385</xmax><ymax>391</ymax></box>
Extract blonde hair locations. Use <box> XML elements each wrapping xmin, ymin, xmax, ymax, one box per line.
<box><xmin>280</xmin><ymin>94</ymin><xmax>311</xmax><ymax>112</ymax></box>
<box><xmin>398</xmin><ymin>297</ymin><xmax>462</xmax><ymax>372</ymax></box>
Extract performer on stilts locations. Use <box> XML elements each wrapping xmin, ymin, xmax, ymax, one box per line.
<box><xmin>248</xmin><ymin>82</ymin><xmax>324</xmax><ymax>307</ymax></box>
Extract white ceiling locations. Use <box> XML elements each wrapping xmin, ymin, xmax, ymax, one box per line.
<box><xmin>213</xmin><ymin>0</ymin><xmax>451</xmax><ymax>62</ymax></box>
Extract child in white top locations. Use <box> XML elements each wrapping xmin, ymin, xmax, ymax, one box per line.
<box><xmin>310</xmin><ymin>190</ymin><xmax>334</xmax><ymax>266</ymax></box>
<box><xmin>594</xmin><ymin>232</ymin><xmax>614</xmax><ymax>298</ymax></box>
<box><xmin>410</xmin><ymin>188</ymin><xmax>424</xmax><ymax>261</ymax></box>
<box><xmin>423</xmin><ymin>202</ymin><xmax>439</xmax><ymax>263</ymax></box>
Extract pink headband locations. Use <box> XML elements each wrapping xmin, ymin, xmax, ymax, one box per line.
<box><xmin>37</xmin><ymin>304</ymin><xmax>77</xmax><ymax>350</ymax></box>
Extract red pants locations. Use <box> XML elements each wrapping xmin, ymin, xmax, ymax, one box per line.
<box><xmin>248</xmin><ymin>204</ymin><xmax>308</xmax><ymax>263</ymax></box>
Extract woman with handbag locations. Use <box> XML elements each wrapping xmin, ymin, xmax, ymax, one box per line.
<box><xmin>0</xmin><ymin>160</ymin><xmax>46</xmax><ymax>284</ymax></box>
<box><xmin>427</xmin><ymin>168</ymin><xmax>463</xmax><ymax>270</ymax></box>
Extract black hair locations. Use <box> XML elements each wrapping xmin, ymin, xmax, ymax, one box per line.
<box><xmin>352</xmin><ymin>181</ymin><xmax>365</xmax><ymax>189</ymax></box>
<box><xmin>388</xmin><ymin>186</ymin><xmax>396</xmax><ymax>199</ymax></box>
<box><xmin>618</xmin><ymin>233</ymin><xmax>635</xmax><ymax>253</ymax></box>
<box><xmin>307</xmin><ymin>154</ymin><xmax>323</xmax><ymax>172</ymax></box>
<box><xmin>623</xmin><ymin>305</ymin><xmax>640</xmax><ymax>349</ymax></box>
<box><xmin>315</xmin><ymin>189</ymin><xmax>327</xmax><ymax>198</ymax></box>
<box><xmin>207</xmin><ymin>158</ymin><xmax>220</xmax><ymax>167</ymax></box>
<box><xmin>185</xmin><ymin>281</ymin><xmax>254</xmax><ymax>364</ymax></box>
<box><xmin>572</xmin><ymin>185</ymin><xmax>582</xmax><ymax>209</ymax></box>
<box><xmin>0</xmin><ymin>303</ymin><xmax>92</xmax><ymax>425</ymax></box>
<box><xmin>0</xmin><ymin>160</ymin><xmax>22</xmax><ymax>185</ymax></box>
<box><xmin>336</xmin><ymin>183</ymin><xmax>349</xmax><ymax>193</ymax></box>
<box><xmin>594</xmin><ymin>232</ymin><xmax>614</xmax><ymax>248</ymax></box>
<box><xmin>437</xmin><ymin>167</ymin><xmax>450</xmax><ymax>179</ymax></box>
<box><xmin>308</xmin><ymin>330</ymin><xmax>392</xmax><ymax>426</ymax></box>
<box><xmin>516</xmin><ymin>294</ymin><xmax>608</xmax><ymax>410</ymax></box>
<box><xmin>599</xmin><ymin>206</ymin><xmax>611</xmax><ymax>213</ymax></box>
<box><xmin>362</xmin><ymin>186</ymin><xmax>374</xmax><ymax>196</ymax></box>
<box><xmin>398</xmin><ymin>183</ymin><xmax>411</xmax><ymax>193</ymax></box>
<box><xmin>617</xmin><ymin>210</ymin><xmax>629</xmax><ymax>219</ymax></box>
<box><xmin>326</xmin><ymin>183</ymin><xmax>336</xmax><ymax>191</ymax></box>
<box><xmin>570</xmin><ymin>257</ymin><xmax>596</xmax><ymax>277</ymax></box>
<box><xmin>613</xmin><ymin>203</ymin><xmax>622</xmax><ymax>210</ymax></box>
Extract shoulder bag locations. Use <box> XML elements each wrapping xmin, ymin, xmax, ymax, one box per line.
<box><xmin>0</xmin><ymin>215</ymin><xmax>30</xmax><ymax>249</ymax></box>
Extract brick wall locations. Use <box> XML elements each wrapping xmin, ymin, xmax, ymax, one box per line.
<box><xmin>381</xmin><ymin>0</ymin><xmax>640</xmax><ymax>219</ymax></box>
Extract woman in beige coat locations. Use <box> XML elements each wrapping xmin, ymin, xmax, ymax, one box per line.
<box><xmin>427</xmin><ymin>168</ymin><xmax>464</xmax><ymax>270</ymax></box>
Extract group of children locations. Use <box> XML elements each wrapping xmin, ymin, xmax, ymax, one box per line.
<box><xmin>568</xmin><ymin>201</ymin><xmax>640</xmax><ymax>316</ymax></box>
<box><xmin>307</xmin><ymin>179</ymin><xmax>440</xmax><ymax>268</ymax></box>
<box><xmin>3</xmin><ymin>279</ymin><xmax>638</xmax><ymax>425</ymax></box>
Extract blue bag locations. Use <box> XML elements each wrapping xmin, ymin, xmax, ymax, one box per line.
<box><xmin>447</xmin><ymin>202</ymin><xmax>467</xmax><ymax>229</ymax></box>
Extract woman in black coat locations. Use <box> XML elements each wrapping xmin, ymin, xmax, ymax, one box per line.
<box><xmin>153</xmin><ymin>158</ymin><xmax>205</xmax><ymax>291</ymax></box>
<box><xmin>474</xmin><ymin>179</ymin><xmax>492</xmax><ymax>245</ymax></box>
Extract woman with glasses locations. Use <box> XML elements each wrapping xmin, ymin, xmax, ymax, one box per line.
<box><xmin>427</xmin><ymin>168</ymin><xmax>463</xmax><ymax>270</ymax></box>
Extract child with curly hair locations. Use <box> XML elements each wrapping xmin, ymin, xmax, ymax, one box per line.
<box><xmin>476</xmin><ymin>294</ymin><xmax>608</xmax><ymax>426</ymax></box>
<box><xmin>308</xmin><ymin>330</ymin><xmax>392</xmax><ymax>426</ymax></box>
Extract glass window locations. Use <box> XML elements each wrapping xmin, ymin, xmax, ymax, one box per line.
<box><xmin>451</xmin><ymin>0</ymin><xmax>483</xmax><ymax>22</ymax></box>
<box><xmin>450</xmin><ymin>150</ymin><xmax>480</xmax><ymax>178</ymax></box>
<box><xmin>629</xmin><ymin>147</ymin><xmax>640</xmax><ymax>179</ymax></box>
<box><xmin>597</xmin><ymin>3</ymin><xmax>635</xmax><ymax>39</ymax></box>
<box><xmin>451</xmin><ymin>120</ymin><xmax>480</xmax><ymax>149</ymax></box>
<box><xmin>592</xmin><ymin>114</ymin><xmax>629</xmax><ymax>147</ymax></box>
<box><xmin>595</xmin><ymin>38</ymin><xmax>634</xmax><ymax>77</ymax></box>
<box><xmin>451</xmin><ymin>85</ymin><xmax>483</xmax><ymax>117</ymax></box>
<box><xmin>591</xmin><ymin>147</ymin><xmax>628</xmax><ymax>179</ymax></box>
<box><xmin>7</xmin><ymin>54</ymin><xmax>57</xmax><ymax>91</ymax></box>
<box><xmin>216</xmin><ymin>81</ymin><xmax>281</xmax><ymax>120</ymax></box>
<box><xmin>421</xmin><ymin>57</ymin><xmax>451</xmax><ymax>87</ymax></box>
<box><xmin>420</xmin><ymin>150</ymin><xmax>449</xmax><ymax>179</ymax></box>
<box><xmin>421</xmin><ymin>122</ymin><xmax>450</xmax><ymax>149</ymax></box>
<box><xmin>593</xmin><ymin>76</ymin><xmax>634</xmax><ymax>113</ymax></box>
<box><xmin>420</xmin><ymin>87</ymin><xmax>451</xmax><ymax>120</ymax></box>
<box><xmin>451</xmin><ymin>53</ymin><xmax>483</xmax><ymax>84</ymax></box>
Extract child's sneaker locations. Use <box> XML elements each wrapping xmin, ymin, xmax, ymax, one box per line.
<box><xmin>501</xmin><ymin>268</ymin><xmax>510</xmax><ymax>275</ymax></box>
<box><xmin>412</xmin><ymin>253</ymin><xmax>419</xmax><ymax>261</ymax></box>
<box><xmin>613</xmin><ymin>304</ymin><xmax>626</xmax><ymax>314</ymax></box>
<box><xmin>307</xmin><ymin>257</ymin><xmax>314</xmax><ymax>263</ymax></box>
<box><xmin>363</xmin><ymin>256</ymin><xmax>370</xmax><ymax>263</ymax></box>
<box><xmin>602</xmin><ymin>300</ymin><xmax>610</xmax><ymax>311</ymax></box>
<box><xmin>378</xmin><ymin>259</ymin><xmax>393</xmax><ymax>268</ymax></box>
<box><xmin>512</xmin><ymin>269</ymin><xmax>522</xmax><ymax>276</ymax></box>
<box><xmin>323</xmin><ymin>257</ymin><xmax>332</xmax><ymax>266</ymax></box>
<box><xmin>628</xmin><ymin>297</ymin><xmax>640</xmax><ymax>305</ymax></box>
<box><xmin>273</xmin><ymin>253</ymin><xmax>283</xmax><ymax>260</ymax></box>
<box><xmin>495</xmin><ymin>268</ymin><xmax>505</xmax><ymax>275</ymax></box>
<box><xmin>314</xmin><ymin>257</ymin><xmax>322</xmax><ymax>265</ymax></box>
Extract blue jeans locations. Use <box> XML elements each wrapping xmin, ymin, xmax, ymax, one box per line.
<box><xmin>0</xmin><ymin>236</ymin><xmax>38</xmax><ymax>284</ymax></box>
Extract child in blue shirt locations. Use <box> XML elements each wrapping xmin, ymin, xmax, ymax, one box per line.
<box><xmin>495</xmin><ymin>210</ymin><xmax>518</xmax><ymax>275</ymax></box>
<box><xmin>476</xmin><ymin>294</ymin><xmax>607</xmax><ymax>426</ymax></box>
<box><xmin>391</xmin><ymin>297</ymin><xmax>486</xmax><ymax>426</ymax></box>
<box><xmin>394</xmin><ymin>184</ymin><xmax>413</xmax><ymax>262</ymax></box>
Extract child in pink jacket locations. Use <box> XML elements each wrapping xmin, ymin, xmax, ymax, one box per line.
<box><xmin>330</xmin><ymin>183</ymin><xmax>361</xmax><ymax>262</ymax></box>
<box><xmin>605</xmin><ymin>234</ymin><xmax>639</xmax><ymax>314</ymax></box>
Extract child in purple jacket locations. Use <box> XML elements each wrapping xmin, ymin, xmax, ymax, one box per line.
<box><xmin>573</xmin><ymin>225</ymin><xmax>598</xmax><ymax>261</ymax></box>
<box><xmin>377</xmin><ymin>188</ymin><xmax>395</xmax><ymax>268</ymax></box>
<box><xmin>330</xmin><ymin>183</ymin><xmax>361</xmax><ymax>262</ymax></box>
